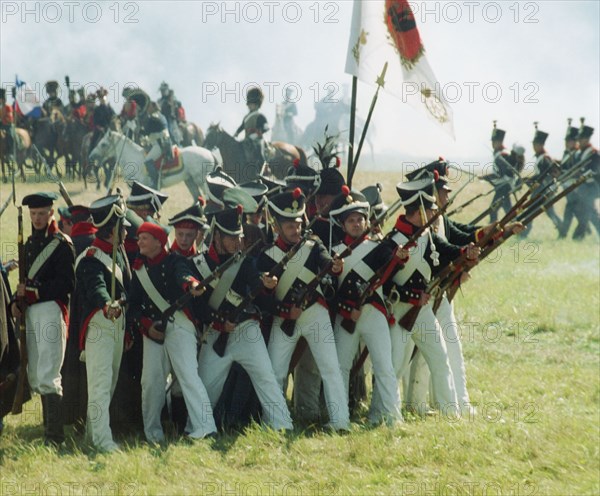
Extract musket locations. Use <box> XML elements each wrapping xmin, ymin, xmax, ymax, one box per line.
<box><xmin>442</xmin><ymin>171</ymin><xmax>595</xmax><ymax>306</ymax></box>
<box><xmin>0</xmin><ymin>191</ymin><xmax>14</xmax><ymax>219</ymax></box>
<box><xmin>11</xmin><ymin>175</ymin><xmax>29</xmax><ymax>414</ymax></box>
<box><xmin>212</xmin><ymin>231</ymin><xmax>313</xmax><ymax>357</ymax></box>
<box><xmin>152</xmin><ymin>239</ymin><xmax>261</xmax><ymax>343</ymax></box>
<box><xmin>447</xmin><ymin>188</ymin><xmax>494</xmax><ymax>217</ymax></box>
<box><xmin>57</xmin><ymin>180</ymin><xmax>74</xmax><ymax>207</ymax></box>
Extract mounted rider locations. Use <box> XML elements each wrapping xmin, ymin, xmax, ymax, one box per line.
<box><xmin>0</xmin><ymin>88</ymin><xmax>16</xmax><ymax>163</ymax></box>
<box><xmin>143</xmin><ymin>102</ymin><xmax>173</xmax><ymax>189</ymax></box>
<box><xmin>234</xmin><ymin>87</ymin><xmax>269</xmax><ymax>168</ymax></box>
<box><xmin>42</xmin><ymin>80</ymin><xmax>65</xmax><ymax>117</ymax></box>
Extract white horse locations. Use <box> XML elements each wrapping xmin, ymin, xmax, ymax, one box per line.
<box><xmin>89</xmin><ymin>130</ymin><xmax>218</xmax><ymax>199</ymax></box>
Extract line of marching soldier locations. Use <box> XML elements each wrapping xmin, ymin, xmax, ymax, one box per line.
<box><xmin>3</xmin><ymin>122</ymin><xmax>595</xmax><ymax>450</ymax></box>
<box><xmin>484</xmin><ymin>118</ymin><xmax>599</xmax><ymax>240</ymax></box>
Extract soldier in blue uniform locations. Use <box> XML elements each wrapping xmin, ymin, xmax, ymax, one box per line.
<box><xmin>572</xmin><ymin>121</ymin><xmax>600</xmax><ymax>239</ymax></box>
<box><xmin>484</xmin><ymin>122</ymin><xmax>519</xmax><ymax>222</ymax></box>
<box><xmin>194</xmin><ymin>204</ymin><xmax>293</xmax><ymax>431</ymax></box>
<box><xmin>128</xmin><ymin>222</ymin><xmax>216</xmax><ymax>443</ymax></box>
<box><xmin>10</xmin><ymin>192</ymin><xmax>75</xmax><ymax>445</ymax></box>
<box><xmin>329</xmin><ymin>186</ymin><xmax>407</xmax><ymax>425</ymax></box>
<box><xmin>558</xmin><ymin>120</ymin><xmax>582</xmax><ymax>238</ymax></box>
<box><xmin>74</xmin><ymin>195</ymin><xmax>131</xmax><ymax>452</ymax></box>
<box><xmin>258</xmin><ymin>188</ymin><xmax>350</xmax><ymax>431</ymax></box>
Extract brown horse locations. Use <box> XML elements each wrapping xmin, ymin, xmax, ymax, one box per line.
<box><xmin>179</xmin><ymin>121</ymin><xmax>204</xmax><ymax>147</ymax></box>
<box><xmin>32</xmin><ymin>109</ymin><xmax>66</xmax><ymax>178</ymax></box>
<box><xmin>0</xmin><ymin>127</ymin><xmax>35</xmax><ymax>183</ymax></box>
<box><xmin>203</xmin><ymin>123</ymin><xmax>306</xmax><ymax>183</ymax></box>
<box><xmin>63</xmin><ymin>117</ymin><xmax>88</xmax><ymax>180</ymax></box>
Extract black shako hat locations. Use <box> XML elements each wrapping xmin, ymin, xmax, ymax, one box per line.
<box><xmin>396</xmin><ymin>173</ymin><xmax>438</xmax><ymax>210</ymax></box>
<box><xmin>361</xmin><ymin>183</ymin><xmax>386</xmax><ymax>217</ymax></box>
<box><xmin>127</xmin><ymin>181</ymin><xmax>168</xmax><ymax>214</ymax></box>
<box><xmin>90</xmin><ymin>194</ymin><xmax>130</xmax><ymax>228</ymax></box>
<box><xmin>285</xmin><ymin>160</ymin><xmax>320</xmax><ymax>195</ymax></box>
<box><xmin>491</xmin><ymin>120</ymin><xmax>505</xmax><ymax>142</ymax></box>
<box><xmin>267</xmin><ymin>187</ymin><xmax>306</xmax><ymax>223</ymax></box>
<box><xmin>168</xmin><ymin>198</ymin><xmax>207</xmax><ymax>229</ymax></box>
<box><xmin>206</xmin><ymin>167</ymin><xmax>237</xmax><ymax>208</ymax></box>
<box><xmin>329</xmin><ymin>186</ymin><xmax>370</xmax><ymax>226</ymax></box>
<box><xmin>406</xmin><ymin>158</ymin><xmax>451</xmax><ymax>191</ymax></box>
<box><xmin>212</xmin><ymin>205</ymin><xmax>244</xmax><ymax>236</ymax></box>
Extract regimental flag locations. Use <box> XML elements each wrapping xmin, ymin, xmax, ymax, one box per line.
<box><xmin>345</xmin><ymin>0</ymin><xmax>455</xmax><ymax>139</ymax></box>
<box><xmin>14</xmin><ymin>77</ymin><xmax>42</xmax><ymax>119</ymax></box>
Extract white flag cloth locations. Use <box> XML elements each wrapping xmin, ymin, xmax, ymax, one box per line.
<box><xmin>345</xmin><ymin>0</ymin><xmax>455</xmax><ymax>139</ymax></box>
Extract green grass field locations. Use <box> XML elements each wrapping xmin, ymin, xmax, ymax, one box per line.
<box><xmin>0</xmin><ymin>169</ymin><xmax>598</xmax><ymax>496</ymax></box>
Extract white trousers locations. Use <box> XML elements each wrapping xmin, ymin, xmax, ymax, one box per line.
<box><xmin>334</xmin><ymin>304</ymin><xmax>402</xmax><ymax>424</ymax></box>
<box><xmin>141</xmin><ymin>311</ymin><xmax>216</xmax><ymax>442</ymax></box>
<box><xmin>25</xmin><ymin>301</ymin><xmax>67</xmax><ymax>395</ymax></box>
<box><xmin>405</xmin><ymin>296</ymin><xmax>472</xmax><ymax>414</ymax></box>
<box><xmin>198</xmin><ymin>320</ymin><xmax>293</xmax><ymax>430</ymax></box>
<box><xmin>372</xmin><ymin>302</ymin><xmax>459</xmax><ymax>417</ymax></box>
<box><xmin>268</xmin><ymin>303</ymin><xmax>350</xmax><ymax>430</ymax></box>
<box><xmin>85</xmin><ymin>310</ymin><xmax>124</xmax><ymax>451</ymax></box>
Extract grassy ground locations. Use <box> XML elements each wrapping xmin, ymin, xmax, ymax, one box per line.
<box><xmin>0</xmin><ymin>168</ymin><xmax>598</xmax><ymax>495</ymax></box>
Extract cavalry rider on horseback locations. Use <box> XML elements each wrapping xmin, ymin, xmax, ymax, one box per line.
<box><xmin>42</xmin><ymin>81</ymin><xmax>65</xmax><ymax>117</ymax></box>
<box><xmin>89</xmin><ymin>88</ymin><xmax>116</xmax><ymax>158</ymax></box>
<box><xmin>0</xmin><ymin>88</ymin><xmax>16</xmax><ymax>164</ymax></box>
<box><xmin>234</xmin><ymin>87</ymin><xmax>269</xmax><ymax>168</ymax></box>
<box><xmin>143</xmin><ymin>102</ymin><xmax>173</xmax><ymax>189</ymax></box>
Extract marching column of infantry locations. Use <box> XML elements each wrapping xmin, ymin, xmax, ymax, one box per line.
<box><xmin>0</xmin><ymin>91</ymin><xmax>598</xmax><ymax>447</ymax></box>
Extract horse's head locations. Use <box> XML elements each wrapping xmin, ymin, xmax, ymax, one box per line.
<box><xmin>203</xmin><ymin>122</ymin><xmax>222</xmax><ymax>150</ymax></box>
<box><xmin>88</xmin><ymin>130</ymin><xmax>116</xmax><ymax>163</ymax></box>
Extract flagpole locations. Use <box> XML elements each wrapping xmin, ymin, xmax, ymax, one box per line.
<box><xmin>347</xmin><ymin>62</ymin><xmax>387</xmax><ymax>187</ymax></box>
<box><xmin>347</xmin><ymin>76</ymin><xmax>358</xmax><ymax>188</ymax></box>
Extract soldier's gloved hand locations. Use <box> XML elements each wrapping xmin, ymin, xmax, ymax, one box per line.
<box><xmin>16</xmin><ymin>283</ymin><xmax>26</xmax><ymax>298</ymax></box>
<box><xmin>482</xmin><ymin>222</ymin><xmax>500</xmax><ymax>238</ymax></box>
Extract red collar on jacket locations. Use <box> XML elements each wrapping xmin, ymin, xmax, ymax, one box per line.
<box><xmin>343</xmin><ymin>233</ymin><xmax>368</xmax><ymax>246</ymax></box>
<box><xmin>394</xmin><ymin>215</ymin><xmax>418</xmax><ymax>237</ymax></box>
<box><xmin>275</xmin><ymin>236</ymin><xmax>293</xmax><ymax>252</ymax></box>
<box><xmin>91</xmin><ymin>237</ymin><xmax>113</xmax><ymax>254</ymax></box>
<box><xmin>72</xmin><ymin>221</ymin><xmax>98</xmax><ymax>237</ymax></box>
<box><xmin>170</xmin><ymin>240</ymin><xmax>197</xmax><ymax>258</ymax></box>
<box><xmin>132</xmin><ymin>249</ymin><xmax>168</xmax><ymax>270</ymax></box>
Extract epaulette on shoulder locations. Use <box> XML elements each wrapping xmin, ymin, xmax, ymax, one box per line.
<box><xmin>54</xmin><ymin>231</ymin><xmax>73</xmax><ymax>244</ymax></box>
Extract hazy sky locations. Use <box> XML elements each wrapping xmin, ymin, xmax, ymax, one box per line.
<box><xmin>1</xmin><ymin>0</ymin><xmax>599</xmax><ymax>168</ymax></box>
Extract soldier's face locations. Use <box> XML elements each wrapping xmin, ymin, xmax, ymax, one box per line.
<box><xmin>342</xmin><ymin>212</ymin><xmax>367</xmax><ymax>238</ymax></box>
<box><xmin>175</xmin><ymin>227</ymin><xmax>198</xmax><ymax>251</ymax></box>
<box><xmin>217</xmin><ymin>232</ymin><xmax>241</xmax><ymax>255</ymax></box>
<box><xmin>437</xmin><ymin>188</ymin><xmax>449</xmax><ymax>208</ymax></box>
<box><xmin>533</xmin><ymin>143</ymin><xmax>544</xmax><ymax>154</ymax></box>
<box><xmin>277</xmin><ymin>220</ymin><xmax>302</xmax><ymax>244</ymax></box>
<box><xmin>29</xmin><ymin>207</ymin><xmax>53</xmax><ymax>231</ymax></box>
<box><xmin>137</xmin><ymin>232</ymin><xmax>163</xmax><ymax>258</ymax></box>
<box><xmin>565</xmin><ymin>139</ymin><xmax>577</xmax><ymax>151</ymax></box>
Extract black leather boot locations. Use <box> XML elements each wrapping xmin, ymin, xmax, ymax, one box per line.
<box><xmin>43</xmin><ymin>394</ymin><xmax>65</xmax><ymax>446</ymax></box>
